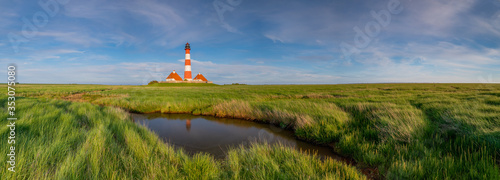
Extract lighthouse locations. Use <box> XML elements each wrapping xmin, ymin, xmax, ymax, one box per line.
<box><xmin>160</xmin><ymin>43</ymin><xmax>212</xmax><ymax>84</ymax></box>
<box><xmin>184</xmin><ymin>42</ymin><xmax>192</xmax><ymax>81</ymax></box>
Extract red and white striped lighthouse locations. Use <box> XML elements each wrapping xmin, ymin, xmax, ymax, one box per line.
<box><xmin>184</xmin><ymin>42</ymin><xmax>192</xmax><ymax>81</ymax></box>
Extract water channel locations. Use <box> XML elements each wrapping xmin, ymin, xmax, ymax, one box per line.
<box><xmin>131</xmin><ymin>113</ymin><xmax>345</xmax><ymax>160</ymax></box>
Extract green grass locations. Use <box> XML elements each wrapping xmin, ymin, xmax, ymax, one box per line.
<box><xmin>0</xmin><ymin>96</ymin><xmax>363</xmax><ymax>179</ymax></box>
<box><xmin>147</xmin><ymin>83</ymin><xmax>219</xmax><ymax>87</ymax></box>
<box><xmin>5</xmin><ymin>83</ymin><xmax>500</xmax><ymax>179</ymax></box>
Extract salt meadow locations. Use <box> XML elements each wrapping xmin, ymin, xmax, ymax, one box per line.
<box><xmin>0</xmin><ymin>83</ymin><xmax>499</xmax><ymax>179</ymax></box>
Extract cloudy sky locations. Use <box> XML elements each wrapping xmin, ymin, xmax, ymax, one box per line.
<box><xmin>1</xmin><ymin>0</ymin><xmax>500</xmax><ymax>84</ymax></box>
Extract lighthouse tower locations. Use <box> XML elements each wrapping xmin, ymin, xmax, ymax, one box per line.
<box><xmin>184</xmin><ymin>42</ymin><xmax>192</xmax><ymax>81</ymax></box>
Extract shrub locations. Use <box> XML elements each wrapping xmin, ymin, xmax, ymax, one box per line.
<box><xmin>148</xmin><ymin>80</ymin><xmax>159</xmax><ymax>85</ymax></box>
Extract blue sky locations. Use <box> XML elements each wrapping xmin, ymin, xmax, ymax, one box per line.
<box><xmin>1</xmin><ymin>0</ymin><xmax>500</xmax><ymax>84</ymax></box>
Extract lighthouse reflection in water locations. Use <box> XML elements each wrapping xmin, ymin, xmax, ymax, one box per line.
<box><xmin>131</xmin><ymin>113</ymin><xmax>341</xmax><ymax>159</ymax></box>
<box><xmin>186</xmin><ymin>119</ymin><xmax>191</xmax><ymax>131</ymax></box>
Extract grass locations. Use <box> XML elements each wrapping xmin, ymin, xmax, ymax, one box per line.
<box><xmin>0</xmin><ymin>96</ymin><xmax>362</xmax><ymax>179</ymax></box>
<box><xmin>4</xmin><ymin>83</ymin><xmax>500</xmax><ymax>179</ymax></box>
<box><xmin>147</xmin><ymin>83</ymin><xmax>219</xmax><ymax>87</ymax></box>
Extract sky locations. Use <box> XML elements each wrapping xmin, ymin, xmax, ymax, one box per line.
<box><xmin>1</xmin><ymin>0</ymin><xmax>500</xmax><ymax>85</ymax></box>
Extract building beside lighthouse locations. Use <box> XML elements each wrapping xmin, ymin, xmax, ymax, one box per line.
<box><xmin>165</xmin><ymin>70</ymin><xmax>183</xmax><ymax>81</ymax></box>
<box><xmin>193</xmin><ymin>73</ymin><xmax>208</xmax><ymax>81</ymax></box>
<box><xmin>161</xmin><ymin>43</ymin><xmax>213</xmax><ymax>84</ymax></box>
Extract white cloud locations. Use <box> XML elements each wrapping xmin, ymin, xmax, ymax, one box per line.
<box><xmin>16</xmin><ymin>60</ymin><xmax>342</xmax><ymax>85</ymax></box>
<box><xmin>17</xmin><ymin>62</ymin><xmax>182</xmax><ymax>85</ymax></box>
<box><xmin>47</xmin><ymin>49</ymin><xmax>85</xmax><ymax>54</ymax></box>
<box><xmin>3</xmin><ymin>0</ymin><xmax>499</xmax><ymax>84</ymax></box>
<box><xmin>122</xmin><ymin>0</ymin><xmax>185</xmax><ymax>31</ymax></box>
<box><xmin>60</xmin><ymin>0</ymin><xmax>220</xmax><ymax>49</ymax></box>
<box><xmin>37</xmin><ymin>31</ymin><xmax>102</xmax><ymax>47</ymax></box>
<box><xmin>264</xmin><ymin>34</ymin><xmax>285</xmax><ymax>43</ymax></box>
<box><xmin>410</xmin><ymin>0</ymin><xmax>475</xmax><ymax>35</ymax></box>
<box><xmin>350</xmin><ymin>39</ymin><xmax>500</xmax><ymax>69</ymax></box>
<box><xmin>260</xmin><ymin>2</ymin><xmax>350</xmax><ymax>45</ymax></box>
<box><xmin>187</xmin><ymin>60</ymin><xmax>340</xmax><ymax>84</ymax></box>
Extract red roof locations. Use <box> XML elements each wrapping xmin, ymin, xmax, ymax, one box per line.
<box><xmin>166</xmin><ymin>71</ymin><xmax>183</xmax><ymax>81</ymax></box>
<box><xmin>193</xmin><ymin>73</ymin><xmax>208</xmax><ymax>81</ymax></box>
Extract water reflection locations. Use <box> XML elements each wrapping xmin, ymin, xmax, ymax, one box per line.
<box><xmin>186</xmin><ymin>119</ymin><xmax>191</xmax><ymax>131</ymax></box>
<box><xmin>131</xmin><ymin>113</ymin><xmax>342</xmax><ymax>160</ymax></box>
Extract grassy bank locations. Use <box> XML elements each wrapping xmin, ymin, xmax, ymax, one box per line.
<box><xmin>10</xmin><ymin>83</ymin><xmax>500</xmax><ymax>179</ymax></box>
<box><xmin>0</xmin><ymin>95</ymin><xmax>364</xmax><ymax>179</ymax></box>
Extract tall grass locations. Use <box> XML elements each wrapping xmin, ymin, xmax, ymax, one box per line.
<box><xmin>222</xmin><ymin>142</ymin><xmax>365</xmax><ymax>179</ymax></box>
<box><xmin>0</xmin><ymin>95</ymin><xmax>364</xmax><ymax>179</ymax></box>
<box><xmin>11</xmin><ymin>83</ymin><xmax>500</xmax><ymax>179</ymax></box>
